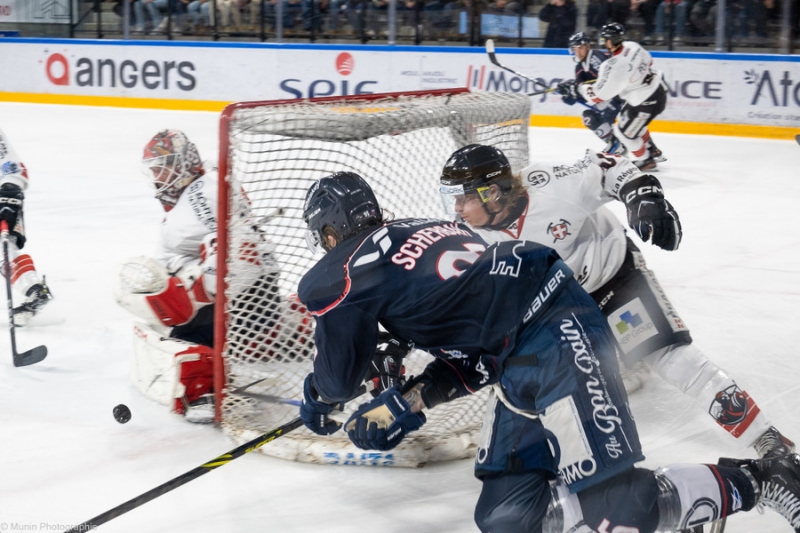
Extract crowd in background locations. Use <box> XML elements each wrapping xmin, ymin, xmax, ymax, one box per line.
<box><xmin>12</xmin><ymin>0</ymin><xmax>797</xmax><ymax>49</ymax></box>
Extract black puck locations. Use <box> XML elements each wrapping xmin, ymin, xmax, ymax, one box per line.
<box><xmin>113</xmin><ymin>404</ymin><xmax>132</xmax><ymax>424</ymax></box>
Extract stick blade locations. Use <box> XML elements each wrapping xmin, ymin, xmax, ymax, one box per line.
<box><xmin>14</xmin><ymin>345</ymin><xmax>47</xmax><ymax>367</ymax></box>
<box><xmin>795</xmin><ymin>134</ymin><xmax>800</xmax><ymax>145</ymax></box>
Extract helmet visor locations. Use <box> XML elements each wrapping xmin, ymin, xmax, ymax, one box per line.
<box><xmin>439</xmin><ymin>184</ymin><xmax>492</xmax><ymax>215</ymax></box>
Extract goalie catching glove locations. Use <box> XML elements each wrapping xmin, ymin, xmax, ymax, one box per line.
<box><xmin>619</xmin><ymin>174</ymin><xmax>682</xmax><ymax>251</ymax></box>
<box><xmin>345</xmin><ymin>384</ymin><xmax>427</xmax><ymax>451</ymax></box>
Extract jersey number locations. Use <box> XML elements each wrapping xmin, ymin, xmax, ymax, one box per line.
<box><xmin>437</xmin><ymin>243</ymin><xmax>485</xmax><ymax>280</ymax></box>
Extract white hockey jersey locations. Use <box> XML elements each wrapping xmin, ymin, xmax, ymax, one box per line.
<box><xmin>0</xmin><ymin>128</ymin><xmax>30</xmax><ymax>190</ymax></box>
<box><xmin>156</xmin><ymin>172</ymin><xmax>220</xmax><ymax>297</ymax></box>
<box><xmin>472</xmin><ymin>151</ymin><xmax>643</xmax><ymax>294</ymax></box>
<box><xmin>577</xmin><ymin>41</ymin><xmax>664</xmax><ymax>107</ymax></box>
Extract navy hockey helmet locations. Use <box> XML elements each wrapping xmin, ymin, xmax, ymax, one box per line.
<box><xmin>600</xmin><ymin>23</ymin><xmax>626</xmax><ymax>47</ymax></box>
<box><xmin>568</xmin><ymin>31</ymin><xmax>591</xmax><ymax>50</ymax></box>
<box><xmin>303</xmin><ymin>171</ymin><xmax>382</xmax><ymax>253</ymax></box>
<box><xmin>439</xmin><ymin>144</ymin><xmax>513</xmax><ymax>216</ymax></box>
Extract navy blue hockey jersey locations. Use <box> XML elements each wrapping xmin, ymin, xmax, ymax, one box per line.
<box><xmin>298</xmin><ymin>218</ymin><xmax>575</xmax><ymax>403</ymax></box>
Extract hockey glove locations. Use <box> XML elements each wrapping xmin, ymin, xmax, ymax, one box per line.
<box><xmin>300</xmin><ymin>373</ymin><xmax>344</xmax><ymax>435</ymax></box>
<box><xmin>0</xmin><ymin>183</ymin><xmax>24</xmax><ymax>231</ymax></box>
<box><xmin>366</xmin><ymin>331</ymin><xmax>410</xmax><ymax>397</ymax></box>
<box><xmin>556</xmin><ymin>80</ymin><xmax>579</xmax><ymax>106</ymax></box>
<box><xmin>345</xmin><ymin>385</ymin><xmax>426</xmax><ymax>451</ymax></box>
<box><xmin>620</xmin><ymin>175</ymin><xmax>683</xmax><ymax>251</ymax></box>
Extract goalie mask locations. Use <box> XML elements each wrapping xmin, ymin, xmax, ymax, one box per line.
<box><xmin>303</xmin><ymin>172</ymin><xmax>383</xmax><ymax>254</ymax></box>
<box><xmin>142</xmin><ymin>130</ymin><xmax>204</xmax><ymax>208</ymax></box>
<box><xmin>439</xmin><ymin>144</ymin><xmax>513</xmax><ymax>225</ymax></box>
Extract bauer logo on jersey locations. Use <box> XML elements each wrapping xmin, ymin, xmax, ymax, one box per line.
<box><xmin>526</xmin><ymin>170</ymin><xmax>550</xmax><ymax>188</ymax></box>
<box><xmin>547</xmin><ymin>219</ymin><xmax>571</xmax><ymax>242</ymax></box>
<box><xmin>607</xmin><ymin>298</ymin><xmax>657</xmax><ymax>352</ymax></box>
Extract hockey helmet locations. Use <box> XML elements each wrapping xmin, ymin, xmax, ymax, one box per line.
<box><xmin>142</xmin><ymin>129</ymin><xmax>204</xmax><ymax>208</ymax></box>
<box><xmin>303</xmin><ymin>171</ymin><xmax>383</xmax><ymax>253</ymax></box>
<box><xmin>439</xmin><ymin>144</ymin><xmax>513</xmax><ymax>216</ymax></box>
<box><xmin>600</xmin><ymin>23</ymin><xmax>626</xmax><ymax>47</ymax></box>
<box><xmin>568</xmin><ymin>31</ymin><xmax>591</xmax><ymax>50</ymax></box>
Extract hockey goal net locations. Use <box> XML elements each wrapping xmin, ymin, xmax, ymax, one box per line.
<box><xmin>215</xmin><ymin>88</ymin><xmax>530</xmax><ymax>467</ymax></box>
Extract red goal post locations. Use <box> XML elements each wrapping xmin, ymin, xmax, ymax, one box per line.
<box><xmin>214</xmin><ymin>88</ymin><xmax>531</xmax><ymax>467</ymax></box>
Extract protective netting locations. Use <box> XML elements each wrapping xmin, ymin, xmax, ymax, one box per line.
<box><xmin>218</xmin><ymin>90</ymin><xmax>531</xmax><ymax>467</ymax></box>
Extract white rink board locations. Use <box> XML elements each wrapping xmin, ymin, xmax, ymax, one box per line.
<box><xmin>2</xmin><ymin>39</ymin><xmax>800</xmax><ymax>127</ymax></box>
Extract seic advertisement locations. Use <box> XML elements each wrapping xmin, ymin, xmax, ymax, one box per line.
<box><xmin>1</xmin><ymin>39</ymin><xmax>800</xmax><ymax>128</ymax></box>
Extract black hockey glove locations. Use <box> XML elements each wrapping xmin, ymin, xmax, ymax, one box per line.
<box><xmin>300</xmin><ymin>373</ymin><xmax>345</xmax><ymax>435</ymax></box>
<box><xmin>0</xmin><ymin>182</ymin><xmax>24</xmax><ymax>231</ymax></box>
<box><xmin>366</xmin><ymin>331</ymin><xmax>411</xmax><ymax>397</ymax></box>
<box><xmin>556</xmin><ymin>80</ymin><xmax>579</xmax><ymax>106</ymax></box>
<box><xmin>620</xmin><ymin>175</ymin><xmax>682</xmax><ymax>251</ymax></box>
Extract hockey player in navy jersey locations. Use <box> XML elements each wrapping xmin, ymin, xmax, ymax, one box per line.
<box><xmin>298</xmin><ymin>171</ymin><xmax>800</xmax><ymax>533</ymax></box>
<box><xmin>438</xmin><ymin>143</ymin><xmax>795</xmax><ymax>462</ymax></box>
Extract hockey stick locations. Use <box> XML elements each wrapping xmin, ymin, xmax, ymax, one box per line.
<box><xmin>0</xmin><ymin>221</ymin><xmax>47</xmax><ymax>367</ymax></box>
<box><xmin>485</xmin><ymin>39</ymin><xmax>594</xmax><ymax>109</ymax></box>
<box><xmin>62</xmin><ymin>416</ymin><xmax>307</xmax><ymax>532</ymax></box>
<box><xmin>795</xmin><ymin>134</ymin><xmax>800</xmax><ymax>146</ymax></box>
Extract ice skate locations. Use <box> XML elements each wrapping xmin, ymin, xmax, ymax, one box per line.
<box><xmin>184</xmin><ymin>393</ymin><xmax>215</xmax><ymax>424</ymax></box>
<box><xmin>647</xmin><ymin>142</ymin><xmax>667</xmax><ymax>163</ymax></box>
<box><xmin>13</xmin><ymin>277</ymin><xmax>53</xmax><ymax>326</ymax></box>
<box><xmin>755</xmin><ymin>426</ymin><xmax>796</xmax><ymax>459</ymax></box>
<box><xmin>633</xmin><ymin>157</ymin><xmax>657</xmax><ymax>171</ymax></box>
<box><xmin>720</xmin><ymin>453</ymin><xmax>800</xmax><ymax>532</ymax></box>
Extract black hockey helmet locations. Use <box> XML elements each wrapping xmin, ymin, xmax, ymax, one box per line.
<box><xmin>303</xmin><ymin>171</ymin><xmax>382</xmax><ymax>253</ymax></box>
<box><xmin>439</xmin><ymin>144</ymin><xmax>513</xmax><ymax>216</ymax></box>
<box><xmin>600</xmin><ymin>23</ymin><xmax>626</xmax><ymax>47</ymax></box>
<box><xmin>568</xmin><ymin>31</ymin><xmax>591</xmax><ymax>49</ymax></box>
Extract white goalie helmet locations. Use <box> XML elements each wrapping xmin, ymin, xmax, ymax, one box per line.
<box><xmin>142</xmin><ymin>129</ymin><xmax>204</xmax><ymax>208</ymax></box>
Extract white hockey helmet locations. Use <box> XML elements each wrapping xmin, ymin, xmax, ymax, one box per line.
<box><xmin>142</xmin><ymin>129</ymin><xmax>204</xmax><ymax>208</ymax></box>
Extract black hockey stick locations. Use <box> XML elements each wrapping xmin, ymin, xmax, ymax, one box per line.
<box><xmin>795</xmin><ymin>134</ymin><xmax>800</xmax><ymax>145</ymax></box>
<box><xmin>64</xmin><ymin>415</ymin><xmax>305</xmax><ymax>532</ymax></box>
<box><xmin>1</xmin><ymin>221</ymin><xmax>47</xmax><ymax>367</ymax></box>
<box><xmin>485</xmin><ymin>39</ymin><xmax>594</xmax><ymax>108</ymax></box>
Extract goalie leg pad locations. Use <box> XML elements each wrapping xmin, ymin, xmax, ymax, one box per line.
<box><xmin>131</xmin><ymin>322</ymin><xmax>214</xmax><ymax>414</ymax></box>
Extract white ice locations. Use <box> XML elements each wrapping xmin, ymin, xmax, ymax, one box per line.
<box><xmin>0</xmin><ymin>102</ymin><xmax>798</xmax><ymax>532</ymax></box>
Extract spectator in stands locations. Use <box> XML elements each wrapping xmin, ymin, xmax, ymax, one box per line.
<box><xmin>689</xmin><ymin>0</ymin><xmax>716</xmax><ymax>36</ymax></box>
<box><xmin>539</xmin><ymin>0</ymin><xmax>578</xmax><ymax>47</ymax></box>
<box><xmin>630</xmin><ymin>0</ymin><xmax>659</xmax><ymax>43</ymax></box>
<box><xmin>732</xmin><ymin>0</ymin><xmax>775</xmax><ymax>43</ymax></box>
<box><xmin>655</xmin><ymin>0</ymin><xmax>688</xmax><ymax>43</ymax></box>
<box><xmin>587</xmin><ymin>0</ymin><xmax>630</xmax><ymax>31</ymax></box>
<box><xmin>219</xmin><ymin>0</ymin><xmax>245</xmax><ymax>31</ymax></box>
<box><xmin>187</xmin><ymin>0</ymin><xmax>213</xmax><ymax>31</ymax></box>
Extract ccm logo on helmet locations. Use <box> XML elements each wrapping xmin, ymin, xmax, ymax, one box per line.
<box><xmin>624</xmin><ymin>185</ymin><xmax>662</xmax><ymax>203</ymax></box>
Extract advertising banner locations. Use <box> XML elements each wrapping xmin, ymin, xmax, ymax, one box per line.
<box><xmin>1</xmin><ymin>39</ymin><xmax>800</xmax><ymax>128</ymax></box>
<box><xmin>0</xmin><ymin>0</ymin><xmax>73</xmax><ymax>24</ymax></box>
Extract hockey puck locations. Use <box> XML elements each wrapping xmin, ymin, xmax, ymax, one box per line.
<box><xmin>113</xmin><ymin>404</ymin><xmax>132</xmax><ymax>424</ymax></box>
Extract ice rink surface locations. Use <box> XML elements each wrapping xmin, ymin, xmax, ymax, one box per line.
<box><xmin>0</xmin><ymin>102</ymin><xmax>798</xmax><ymax>532</ymax></box>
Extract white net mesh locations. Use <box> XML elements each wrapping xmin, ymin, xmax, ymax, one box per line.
<box><xmin>218</xmin><ymin>90</ymin><xmax>531</xmax><ymax>467</ymax></box>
